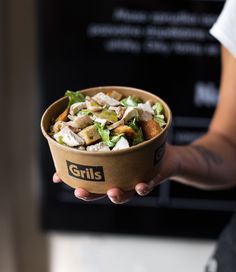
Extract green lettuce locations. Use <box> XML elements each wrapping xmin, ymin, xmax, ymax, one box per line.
<box><xmin>153</xmin><ymin>102</ymin><xmax>166</xmax><ymax>128</ymax></box>
<box><xmin>65</xmin><ymin>90</ymin><xmax>85</xmax><ymax>107</ymax></box>
<box><xmin>95</xmin><ymin>122</ymin><xmax>122</xmax><ymax>148</ymax></box>
<box><xmin>127</xmin><ymin>118</ymin><xmax>144</xmax><ymax>146</ymax></box>
<box><xmin>120</xmin><ymin>96</ymin><xmax>142</xmax><ymax>107</ymax></box>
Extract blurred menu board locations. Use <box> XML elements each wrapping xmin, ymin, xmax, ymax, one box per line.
<box><xmin>39</xmin><ymin>0</ymin><xmax>236</xmax><ymax>238</ymax></box>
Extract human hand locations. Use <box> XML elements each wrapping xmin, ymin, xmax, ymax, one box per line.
<box><xmin>52</xmin><ymin>144</ymin><xmax>179</xmax><ymax>204</ymax></box>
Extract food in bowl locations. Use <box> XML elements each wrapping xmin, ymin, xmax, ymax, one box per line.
<box><xmin>41</xmin><ymin>86</ymin><xmax>171</xmax><ymax>193</ymax></box>
<box><xmin>49</xmin><ymin>89</ymin><xmax>167</xmax><ymax>152</ymax></box>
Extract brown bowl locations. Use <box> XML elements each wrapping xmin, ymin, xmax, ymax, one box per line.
<box><xmin>41</xmin><ymin>86</ymin><xmax>172</xmax><ymax>193</ymax></box>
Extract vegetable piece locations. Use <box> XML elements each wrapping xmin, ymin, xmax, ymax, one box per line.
<box><xmin>95</xmin><ymin>123</ymin><xmax>122</xmax><ymax>147</ymax></box>
<box><xmin>120</xmin><ymin>96</ymin><xmax>142</xmax><ymax>107</ymax></box>
<box><xmin>153</xmin><ymin>102</ymin><xmax>166</xmax><ymax>128</ymax></box>
<box><xmin>65</xmin><ymin>90</ymin><xmax>85</xmax><ymax>107</ymax></box>
<box><xmin>78</xmin><ymin>125</ymin><xmax>101</xmax><ymax>145</ymax></box>
<box><xmin>98</xmin><ymin>109</ymin><xmax>118</xmax><ymax>123</ymax></box>
<box><xmin>141</xmin><ymin>120</ymin><xmax>162</xmax><ymax>140</ymax></box>
<box><xmin>127</xmin><ymin>118</ymin><xmax>144</xmax><ymax>146</ymax></box>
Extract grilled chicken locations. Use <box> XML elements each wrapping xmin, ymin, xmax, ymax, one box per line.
<box><xmin>92</xmin><ymin>92</ymin><xmax>120</xmax><ymax>107</ymax></box>
<box><xmin>113</xmin><ymin>137</ymin><xmax>130</xmax><ymax>151</ymax></box>
<box><xmin>86</xmin><ymin>142</ymin><xmax>110</xmax><ymax>152</ymax></box>
<box><xmin>53</xmin><ymin>126</ymin><xmax>85</xmax><ymax>146</ymax></box>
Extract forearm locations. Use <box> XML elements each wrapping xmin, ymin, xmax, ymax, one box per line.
<box><xmin>172</xmin><ymin>131</ymin><xmax>236</xmax><ymax>190</ymax></box>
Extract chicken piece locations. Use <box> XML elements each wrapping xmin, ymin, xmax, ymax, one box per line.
<box><xmin>141</xmin><ymin>120</ymin><xmax>162</xmax><ymax>140</ymax></box>
<box><xmin>136</xmin><ymin>103</ymin><xmax>154</xmax><ymax>115</ymax></box>
<box><xmin>122</xmin><ymin>107</ymin><xmax>139</xmax><ymax>123</ymax></box>
<box><xmin>135</xmin><ymin>103</ymin><xmax>154</xmax><ymax>121</ymax></box>
<box><xmin>55</xmin><ymin>107</ymin><xmax>69</xmax><ymax>122</ymax></box>
<box><xmin>86</xmin><ymin>142</ymin><xmax>110</xmax><ymax>152</ymax></box>
<box><xmin>145</xmin><ymin>100</ymin><xmax>154</xmax><ymax>107</ymax></box>
<box><xmin>78</xmin><ymin>125</ymin><xmax>101</xmax><ymax>145</ymax></box>
<box><xmin>52</xmin><ymin>120</ymin><xmax>66</xmax><ymax>133</ymax></box>
<box><xmin>72</xmin><ymin>115</ymin><xmax>93</xmax><ymax>129</ymax></box>
<box><xmin>112</xmin><ymin>137</ymin><xmax>129</xmax><ymax>151</ymax></box>
<box><xmin>69</xmin><ymin>102</ymin><xmax>86</xmax><ymax>115</ymax></box>
<box><xmin>93</xmin><ymin>117</ymin><xmax>107</xmax><ymax>126</ymax></box>
<box><xmin>138</xmin><ymin>111</ymin><xmax>153</xmax><ymax>121</ymax></box>
<box><xmin>92</xmin><ymin>92</ymin><xmax>120</xmax><ymax>106</ymax></box>
<box><xmin>106</xmin><ymin>90</ymin><xmax>123</xmax><ymax>101</ymax></box>
<box><xmin>114</xmin><ymin>125</ymin><xmax>136</xmax><ymax>138</ymax></box>
<box><xmin>109</xmin><ymin>106</ymin><xmax>126</xmax><ymax>119</ymax></box>
<box><xmin>53</xmin><ymin>126</ymin><xmax>85</xmax><ymax>147</ymax></box>
<box><xmin>85</xmin><ymin>96</ymin><xmax>103</xmax><ymax>112</ymax></box>
<box><xmin>107</xmin><ymin>119</ymin><xmax>124</xmax><ymax>130</ymax></box>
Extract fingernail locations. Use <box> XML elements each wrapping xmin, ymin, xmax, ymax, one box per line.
<box><xmin>137</xmin><ymin>189</ymin><xmax>149</xmax><ymax>196</ymax></box>
<box><xmin>108</xmin><ymin>195</ymin><xmax>119</xmax><ymax>204</ymax></box>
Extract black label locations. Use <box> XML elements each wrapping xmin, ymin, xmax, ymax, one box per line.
<box><xmin>66</xmin><ymin>160</ymin><xmax>105</xmax><ymax>182</ymax></box>
<box><xmin>153</xmin><ymin>142</ymin><xmax>165</xmax><ymax>166</ymax></box>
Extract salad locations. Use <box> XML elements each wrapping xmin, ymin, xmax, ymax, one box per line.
<box><xmin>49</xmin><ymin>89</ymin><xmax>166</xmax><ymax>152</ymax></box>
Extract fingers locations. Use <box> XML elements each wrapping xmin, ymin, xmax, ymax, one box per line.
<box><xmin>52</xmin><ymin>173</ymin><xmax>62</xmax><ymax>183</ymax></box>
<box><xmin>107</xmin><ymin>188</ymin><xmax>135</xmax><ymax>204</ymax></box>
<box><xmin>52</xmin><ymin>171</ymin><xmax>163</xmax><ymax>203</ymax></box>
<box><xmin>74</xmin><ymin>188</ymin><xmax>106</xmax><ymax>201</ymax></box>
<box><xmin>135</xmin><ymin>174</ymin><xmax>162</xmax><ymax>196</ymax></box>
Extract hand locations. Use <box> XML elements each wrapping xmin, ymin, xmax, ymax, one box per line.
<box><xmin>52</xmin><ymin>144</ymin><xmax>179</xmax><ymax>204</ymax></box>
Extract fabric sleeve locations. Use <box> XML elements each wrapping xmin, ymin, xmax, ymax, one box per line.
<box><xmin>210</xmin><ymin>0</ymin><xmax>236</xmax><ymax>58</ymax></box>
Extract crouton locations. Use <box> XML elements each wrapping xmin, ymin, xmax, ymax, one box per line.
<box><xmin>55</xmin><ymin>107</ymin><xmax>69</xmax><ymax>122</ymax></box>
<box><xmin>141</xmin><ymin>120</ymin><xmax>162</xmax><ymax>140</ymax></box>
<box><xmin>78</xmin><ymin>125</ymin><xmax>101</xmax><ymax>145</ymax></box>
<box><xmin>114</xmin><ymin>125</ymin><xmax>136</xmax><ymax>138</ymax></box>
<box><xmin>106</xmin><ymin>90</ymin><xmax>123</xmax><ymax>101</ymax></box>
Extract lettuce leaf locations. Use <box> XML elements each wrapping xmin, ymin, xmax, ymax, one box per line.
<box><xmin>120</xmin><ymin>96</ymin><xmax>142</xmax><ymax>107</ymax></box>
<box><xmin>95</xmin><ymin>122</ymin><xmax>122</xmax><ymax>147</ymax></box>
<box><xmin>127</xmin><ymin>118</ymin><xmax>144</xmax><ymax>146</ymax></box>
<box><xmin>153</xmin><ymin>102</ymin><xmax>166</xmax><ymax>128</ymax></box>
<box><xmin>65</xmin><ymin>90</ymin><xmax>85</xmax><ymax>107</ymax></box>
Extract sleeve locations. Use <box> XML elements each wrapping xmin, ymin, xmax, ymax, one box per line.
<box><xmin>210</xmin><ymin>0</ymin><xmax>236</xmax><ymax>58</ymax></box>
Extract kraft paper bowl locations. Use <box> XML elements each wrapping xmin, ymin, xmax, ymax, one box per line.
<box><xmin>41</xmin><ymin>86</ymin><xmax>172</xmax><ymax>194</ymax></box>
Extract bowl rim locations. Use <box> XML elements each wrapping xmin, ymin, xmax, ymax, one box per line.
<box><xmin>41</xmin><ymin>86</ymin><xmax>172</xmax><ymax>157</ymax></box>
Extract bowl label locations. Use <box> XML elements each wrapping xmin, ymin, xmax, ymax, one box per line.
<box><xmin>153</xmin><ymin>142</ymin><xmax>165</xmax><ymax>166</ymax></box>
<box><xmin>66</xmin><ymin>160</ymin><xmax>105</xmax><ymax>182</ymax></box>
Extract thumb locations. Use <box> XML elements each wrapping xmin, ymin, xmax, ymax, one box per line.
<box><xmin>135</xmin><ymin>174</ymin><xmax>163</xmax><ymax>196</ymax></box>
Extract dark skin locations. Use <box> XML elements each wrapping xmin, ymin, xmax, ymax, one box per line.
<box><xmin>53</xmin><ymin>46</ymin><xmax>236</xmax><ymax>203</ymax></box>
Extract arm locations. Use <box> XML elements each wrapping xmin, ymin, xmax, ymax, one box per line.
<box><xmin>171</xmin><ymin>46</ymin><xmax>236</xmax><ymax>190</ymax></box>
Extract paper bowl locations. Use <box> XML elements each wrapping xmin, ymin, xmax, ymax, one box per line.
<box><xmin>41</xmin><ymin>86</ymin><xmax>172</xmax><ymax>193</ymax></box>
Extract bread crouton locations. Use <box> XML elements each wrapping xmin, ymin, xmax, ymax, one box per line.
<box><xmin>78</xmin><ymin>125</ymin><xmax>101</xmax><ymax>145</ymax></box>
<box><xmin>55</xmin><ymin>107</ymin><xmax>69</xmax><ymax>122</ymax></box>
<box><xmin>141</xmin><ymin>120</ymin><xmax>162</xmax><ymax>140</ymax></box>
<box><xmin>114</xmin><ymin>125</ymin><xmax>136</xmax><ymax>137</ymax></box>
<box><xmin>106</xmin><ymin>90</ymin><xmax>123</xmax><ymax>101</ymax></box>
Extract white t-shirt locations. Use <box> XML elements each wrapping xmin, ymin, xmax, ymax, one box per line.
<box><xmin>210</xmin><ymin>0</ymin><xmax>236</xmax><ymax>58</ymax></box>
